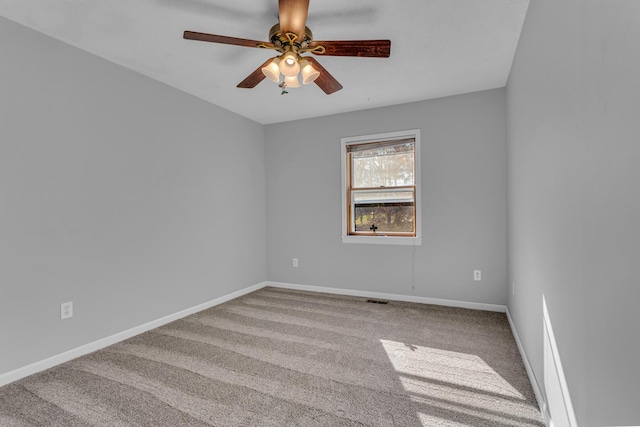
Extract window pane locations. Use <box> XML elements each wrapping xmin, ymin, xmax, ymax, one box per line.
<box><xmin>352</xmin><ymin>190</ymin><xmax>414</xmax><ymax>234</ymax></box>
<box><xmin>352</xmin><ymin>144</ymin><xmax>414</xmax><ymax>188</ymax></box>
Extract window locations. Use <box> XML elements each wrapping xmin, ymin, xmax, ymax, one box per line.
<box><xmin>341</xmin><ymin>129</ymin><xmax>421</xmax><ymax>245</ymax></box>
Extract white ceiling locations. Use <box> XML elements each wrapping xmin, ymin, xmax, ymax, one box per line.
<box><xmin>0</xmin><ymin>0</ymin><xmax>529</xmax><ymax>124</ymax></box>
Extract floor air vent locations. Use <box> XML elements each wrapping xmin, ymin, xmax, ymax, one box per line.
<box><xmin>366</xmin><ymin>299</ymin><xmax>389</xmax><ymax>305</ymax></box>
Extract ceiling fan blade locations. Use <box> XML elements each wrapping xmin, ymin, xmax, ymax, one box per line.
<box><xmin>237</xmin><ymin>58</ymin><xmax>274</xmax><ymax>89</ymax></box>
<box><xmin>305</xmin><ymin>57</ymin><xmax>343</xmax><ymax>95</ymax></box>
<box><xmin>183</xmin><ymin>31</ymin><xmax>273</xmax><ymax>49</ymax></box>
<box><xmin>308</xmin><ymin>40</ymin><xmax>391</xmax><ymax>58</ymax></box>
<box><xmin>278</xmin><ymin>0</ymin><xmax>309</xmax><ymax>42</ymax></box>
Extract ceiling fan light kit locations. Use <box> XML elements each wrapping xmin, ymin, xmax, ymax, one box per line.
<box><xmin>183</xmin><ymin>0</ymin><xmax>391</xmax><ymax>94</ymax></box>
<box><xmin>260</xmin><ymin>54</ymin><xmax>318</xmax><ymax>88</ymax></box>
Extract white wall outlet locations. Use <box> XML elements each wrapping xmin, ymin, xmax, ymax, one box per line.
<box><xmin>61</xmin><ymin>301</ymin><xmax>73</xmax><ymax>320</ymax></box>
<box><xmin>473</xmin><ymin>270</ymin><xmax>482</xmax><ymax>281</ymax></box>
<box><xmin>292</xmin><ymin>258</ymin><xmax>299</xmax><ymax>268</ymax></box>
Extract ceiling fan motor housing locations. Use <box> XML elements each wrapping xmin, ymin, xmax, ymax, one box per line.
<box><xmin>268</xmin><ymin>24</ymin><xmax>313</xmax><ymax>52</ymax></box>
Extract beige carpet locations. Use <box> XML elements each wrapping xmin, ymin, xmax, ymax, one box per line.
<box><xmin>0</xmin><ymin>287</ymin><xmax>544</xmax><ymax>426</ymax></box>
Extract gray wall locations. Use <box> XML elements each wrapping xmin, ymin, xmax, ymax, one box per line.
<box><xmin>265</xmin><ymin>89</ymin><xmax>508</xmax><ymax>305</ymax></box>
<box><xmin>507</xmin><ymin>0</ymin><xmax>640</xmax><ymax>425</ymax></box>
<box><xmin>0</xmin><ymin>17</ymin><xmax>267</xmax><ymax>375</ymax></box>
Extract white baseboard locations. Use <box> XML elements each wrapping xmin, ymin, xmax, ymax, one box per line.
<box><xmin>506</xmin><ymin>306</ymin><xmax>551</xmax><ymax>426</ymax></box>
<box><xmin>266</xmin><ymin>281</ymin><xmax>506</xmax><ymax>313</ymax></box>
<box><xmin>0</xmin><ymin>281</ymin><xmax>267</xmax><ymax>388</ymax></box>
<box><xmin>543</xmin><ymin>296</ymin><xmax>577</xmax><ymax>427</ymax></box>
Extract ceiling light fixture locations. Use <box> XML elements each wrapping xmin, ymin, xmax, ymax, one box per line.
<box><xmin>261</xmin><ymin>57</ymin><xmax>281</xmax><ymax>82</ymax></box>
<box><xmin>260</xmin><ymin>51</ymin><xmax>319</xmax><ymax>90</ymax></box>
<box><xmin>284</xmin><ymin>75</ymin><xmax>301</xmax><ymax>88</ymax></box>
<box><xmin>299</xmin><ymin>58</ymin><xmax>320</xmax><ymax>85</ymax></box>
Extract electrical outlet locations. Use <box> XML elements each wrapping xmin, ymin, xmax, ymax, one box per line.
<box><xmin>512</xmin><ymin>282</ymin><xmax>515</xmax><ymax>295</ymax></box>
<box><xmin>292</xmin><ymin>258</ymin><xmax>298</xmax><ymax>268</ymax></box>
<box><xmin>61</xmin><ymin>301</ymin><xmax>73</xmax><ymax>320</ymax></box>
<box><xmin>473</xmin><ymin>270</ymin><xmax>482</xmax><ymax>281</ymax></box>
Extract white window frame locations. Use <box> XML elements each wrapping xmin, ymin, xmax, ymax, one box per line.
<box><xmin>341</xmin><ymin>129</ymin><xmax>422</xmax><ymax>246</ymax></box>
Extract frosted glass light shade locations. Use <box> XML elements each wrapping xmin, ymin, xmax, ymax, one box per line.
<box><xmin>261</xmin><ymin>57</ymin><xmax>281</xmax><ymax>82</ymax></box>
<box><xmin>284</xmin><ymin>75</ymin><xmax>300</xmax><ymax>88</ymax></box>
<box><xmin>299</xmin><ymin>58</ymin><xmax>320</xmax><ymax>84</ymax></box>
<box><xmin>279</xmin><ymin>51</ymin><xmax>300</xmax><ymax>77</ymax></box>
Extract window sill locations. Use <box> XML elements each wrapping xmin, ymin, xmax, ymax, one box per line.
<box><xmin>341</xmin><ymin>235</ymin><xmax>422</xmax><ymax>246</ymax></box>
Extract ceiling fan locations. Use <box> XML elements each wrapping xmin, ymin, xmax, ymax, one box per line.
<box><xmin>183</xmin><ymin>0</ymin><xmax>391</xmax><ymax>94</ymax></box>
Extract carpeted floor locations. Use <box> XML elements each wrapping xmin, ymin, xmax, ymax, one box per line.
<box><xmin>0</xmin><ymin>287</ymin><xmax>544</xmax><ymax>426</ymax></box>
